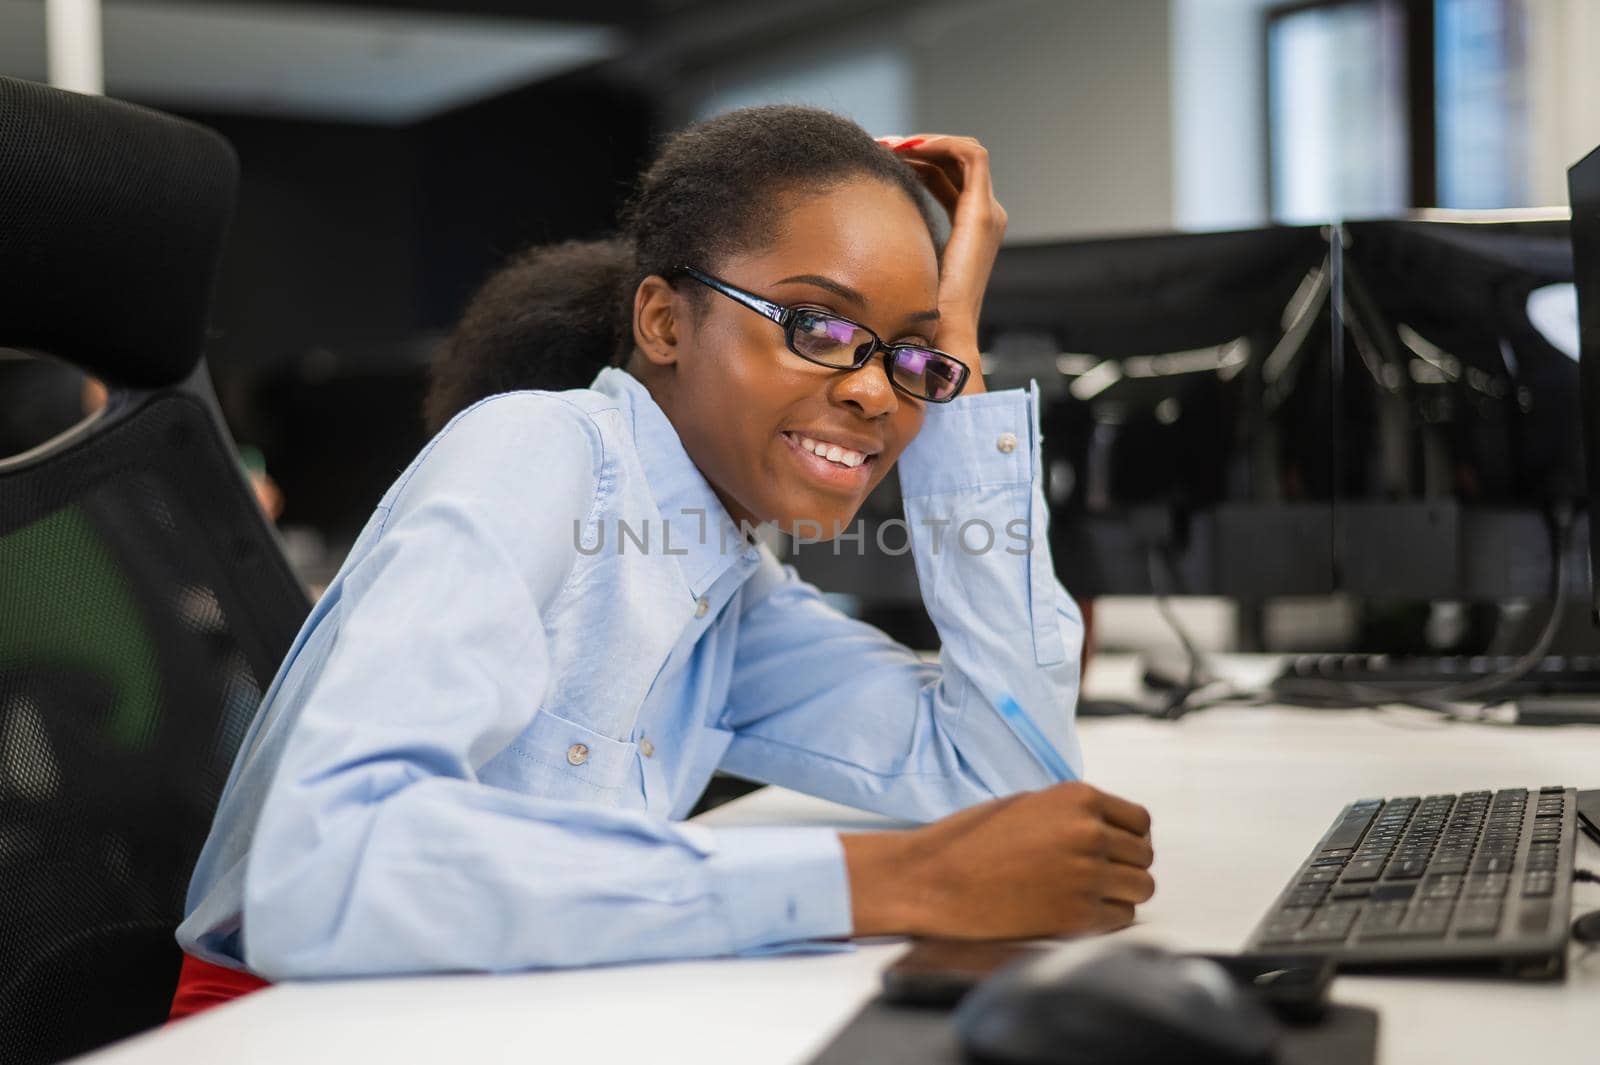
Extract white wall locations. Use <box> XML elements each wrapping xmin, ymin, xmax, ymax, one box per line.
<box><xmin>908</xmin><ymin>0</ymin><xmax>1175</xmax><ymax>240</ymax></box>
<box><xmin>681</xmin><ymin>0</ymin><xmax>1176</xmax><ymax>242</ymax></box>
<box><xmin>690</xmin><ymin>34</ymin><xmax>914</xmax><ymax>143</ymax></box>
<box><xmin>1528</xmin><ymin>0</ymin><xmax>1600</xmax><ymax>206</ymax></box>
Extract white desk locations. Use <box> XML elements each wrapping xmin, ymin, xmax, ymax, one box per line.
<box><xmin>77</xmin><ymin>657</ymin><xmax>1600</xmax><ymax>1065</ymax></box>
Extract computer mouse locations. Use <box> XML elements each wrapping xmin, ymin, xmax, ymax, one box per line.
<box><xmin>952</xmin><ymin>942</ymin><xmax>1283</xmax><ymax>1065</ymax></box>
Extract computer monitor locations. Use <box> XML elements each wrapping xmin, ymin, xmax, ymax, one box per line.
<box><xmin>1567</xmin><ymin>146</ymin><xmax>1600</xmax><ymax>623</ymax></box>
<box><xmin>985</xmin><ymin>227</ymin><xmax>1337</xmax><ymax>599</ymax></box>
<box><xmin>785</xmin><ymin>215</ymin><xmax>1589</xmax><ymax>654</ymax></box>
<box><xmin>1337</xmin><ymin>216</ymin><xmax>1585</xmax><ymax>602</ymax></box>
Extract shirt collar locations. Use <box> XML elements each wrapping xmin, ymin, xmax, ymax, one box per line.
<box><xmin>589</xmin><ymin>366</ymin><xmax>756</xmax><ymax>598</ymax></box>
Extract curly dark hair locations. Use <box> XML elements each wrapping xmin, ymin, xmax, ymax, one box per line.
<box><xmin>423</xmin><ymin>105</ymin><xmax>940</xmax><ymax>433</ymax></box>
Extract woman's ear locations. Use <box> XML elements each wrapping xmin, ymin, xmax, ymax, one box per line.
<box><xmin>633</xmin><ymin>276</ymin><xmax>684</xmax><ymax>368</ymax></box>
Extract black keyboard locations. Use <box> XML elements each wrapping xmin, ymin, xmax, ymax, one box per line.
<box><xmin>1273</xmin><ymin>654</ymin><xmax>1600</xmax><ymax>697</ymax></box>
<box><xmin>1244</xmin><ymin>787</ymin><xmax>1578</xmax><ymax>978</ymax></box>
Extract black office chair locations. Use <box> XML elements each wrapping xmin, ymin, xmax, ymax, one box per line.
<box><xmin>0</xmin><ymin>77</ymin><xmax>311</xmax><ymax>1063</ymax></box>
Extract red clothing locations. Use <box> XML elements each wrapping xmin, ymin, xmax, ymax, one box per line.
<box><xmin>168</xmin><ymin>953</ymin><xmax>271</xmax><ymax>1021</ymax></box>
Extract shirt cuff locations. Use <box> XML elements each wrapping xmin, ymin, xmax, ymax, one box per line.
<box><xmin>705</xmin><ymin>826</ymin><xmax>854</xmax><ymax>955</ymax></box>
<box><xmin>897</xmin><ymin>383</ymin><xmax>1040</xmax><ymax>498</ymax></box>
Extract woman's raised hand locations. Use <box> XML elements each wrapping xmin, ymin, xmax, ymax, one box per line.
<box><xmin>878</xmin><ymin>134</ymin><xmax>1009</xmax><ymax>393</ymax></box>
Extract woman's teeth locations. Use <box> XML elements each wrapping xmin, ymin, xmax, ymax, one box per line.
<box><xmin>794</xmin><ymin>434</ymin><xmax>867</xmax><ymax>469</ymax></box>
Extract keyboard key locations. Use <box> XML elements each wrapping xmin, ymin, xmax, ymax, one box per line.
<box><xmin>1341</xmin><ymin>860</ymin><xmax>1385</xmax><ymax>882</ymax></box>
<box><xmin>1297</xmin><ymin>905</ymin><xmax>1360</xmax><ymax>943</ymax></box>
<box><xmin>1356</xmin><ymin>902</ymin><xmax>1408</xmax><ymax>937</ymax></box>
<box><xmin>1328</xmin><ymin>882</ymin><xmax>1372</xmax><ymax>900</ymax></box>
<box><xmin>1456</xmin><ymin>901</ymin><xmax>1502</xmax><ymax>936</ymax></box>
<box><xmin>1370</xmin><ymin>882</ymin><xmax>1417</xmax><ymax>901</ymax></box>
<box><xmin>1284</xmin><ymin>886</ymin><xmax>1328</xmax><ymax>908</ymax></box>
<box><xmin>1258</xmin><ymin>910</ymin><xmax>1311</xmax><ymax>944</ymax></box>
<box><xmin>1323</xmin><ymin>808</ymin><xmax>1381</xmax><ymax>851</ymax></box>
<box><xmin>1404</xmin><ymin>902</ymin><xmax>1454</xmax><ymax>937</ymax></box>
<box><xmin>1522</xmin><ymin>873</ymin><xmax>1555</xmax><ymax>898</ymax></box>
<box><xmin>1518</xmin><ymin>901</ymin><xmax>1552</xmax><ymax>935</ymax></box>
<box><xmin>1385</xmin><ymin>860</ymin><xmax>1428</xmax><ymax>880</ymax></box>
<box><xmin>1465</xmin><ymin>874</ymin><xmax>1510</xmax><ymax>898</ymax></box>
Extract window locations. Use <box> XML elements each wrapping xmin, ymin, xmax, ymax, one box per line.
<box><xmin>1267</xmin><ymin>0</ymin><xmax>1541</xmax><ymax>218</ymax></box>
<box><xmin>1435</xmin><ymin>0</ymin><xmax>1532</xmax><ymax>208</ymax></box>
<box><xmin>1269</xmin><ymin>1</ymin><xmax>1412</xmax><ymax>223</ymax></box>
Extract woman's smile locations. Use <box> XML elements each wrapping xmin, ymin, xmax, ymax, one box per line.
<box><xmin>779</xmin><ymin>428</ymin><xmax>879</xmax><ymax>495</ymax></box>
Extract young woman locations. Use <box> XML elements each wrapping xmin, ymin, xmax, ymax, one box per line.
<box><xmin>170</xmin><ymin>106</ymin><xmax>1154</xmax><ymax>1017</ymax></box>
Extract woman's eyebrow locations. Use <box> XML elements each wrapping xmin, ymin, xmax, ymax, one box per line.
<box><xmin>774</xmin><ymin>274</ymin><xmax>866</xmax><ymax>304</ymax></box>
<box><xmin>773</xmin><ymin>274</ymin><xmax>940</xmax><ymax>324</ymax></box>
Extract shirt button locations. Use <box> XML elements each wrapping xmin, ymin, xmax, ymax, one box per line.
<box><xmin>566</xmin><ymin>743</ymin><xmax>589</xmax><ymax>766</ymax></box>
<box><xmin>694</xmin><ymin>597</ymin><xmax>710</xmax><ymax>618</ymax></box>
<box><xmin>996</xmin><ymin>431</ymin><xmax>1019</xmax><ymax>454</ymax></box>
<box><xmin>639</xmin><ymin>738</ymin><xmax>656</xmax><ymax>758</ymax></box>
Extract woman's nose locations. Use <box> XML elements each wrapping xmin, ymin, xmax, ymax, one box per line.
<box><xmin>831</xmin><ymin>355</ymin><xmax>899</xmax><ymax>418</ymax></box>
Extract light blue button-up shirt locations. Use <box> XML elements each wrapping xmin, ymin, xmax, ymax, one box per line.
<box><xmin>177</xmin><ymin>366</ymin><xmax>1084</xmax><ymax>979</ymax></box>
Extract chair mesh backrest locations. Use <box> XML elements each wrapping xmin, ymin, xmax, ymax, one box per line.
<box><xmin>0</xmin><ymin>393</ymin><xmax>309</xmax><ymax>1063</ymax></box>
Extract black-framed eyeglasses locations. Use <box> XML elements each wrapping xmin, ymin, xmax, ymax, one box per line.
<box><xmin>670</xmin><ymin>266</ymin><xmax>971</xmax><ymax>403</ymax></box>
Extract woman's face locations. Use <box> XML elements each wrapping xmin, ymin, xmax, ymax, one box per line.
<box><xmin>638</xmin><ymin>177</ymin><xmax>941</xmax><ymax>539</ymax></box>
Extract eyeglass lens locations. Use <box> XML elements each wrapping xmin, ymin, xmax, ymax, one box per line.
<box><xmin>791</xmin><ymin>310</ymin><xmax>873</xmax><ymax>365</ymax></box>
<box><xmin>789</xmin><ymin>309</ymin><xmax>963</xmax><ymax>400</ymax></box>
<box><xmin>889</xmin><ymin>346</ymin><xmax>963</xmax><ymax>401</ymax></box>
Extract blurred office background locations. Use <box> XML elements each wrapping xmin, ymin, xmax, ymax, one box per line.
<box><xmin>3</xmin><ymin>0</ymin><xmax>1599</xmax><ymax>654</ymax></box>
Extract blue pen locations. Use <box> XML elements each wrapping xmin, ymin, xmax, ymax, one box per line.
<box><xmin>996</xmin><ymin>695</ymin><xmax>1076</xmax><ymax>782</ymax></box>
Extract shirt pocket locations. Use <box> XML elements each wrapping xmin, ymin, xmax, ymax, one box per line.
<box><xmin>479</xmin><ymin>706</ymin><xmax>639</xmax><ymax>806</ymax></box>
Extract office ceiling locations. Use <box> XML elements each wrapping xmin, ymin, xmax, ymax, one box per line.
<box><xmin>0</xmin><ymin>0</ymin><xmax>844</xmax><ymax>123</ymax></box>
<box><xmin>0</xmin><ymin>0</ymin><xmax>916</xmax><ymax>124</ymax></box>
<box><xmin>191</xmin><ymin>0</ymin><xmax>710</xmax><ymax>26</ymax></box>
<box><xmin>0</xmin><ymin>0</ymin><xmax>633</xmax><ymax>123</ymax></box>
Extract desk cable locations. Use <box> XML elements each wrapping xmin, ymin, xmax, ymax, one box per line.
<box><xmin>1077</xmin><ymin>544</ymin><xmax>1244</xmax><ymax>720</ymax></box>
<box><xmin>1573</xmin><ymin>870</ymin><xmax>1600</xmax><ymax>948</ymax></box>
